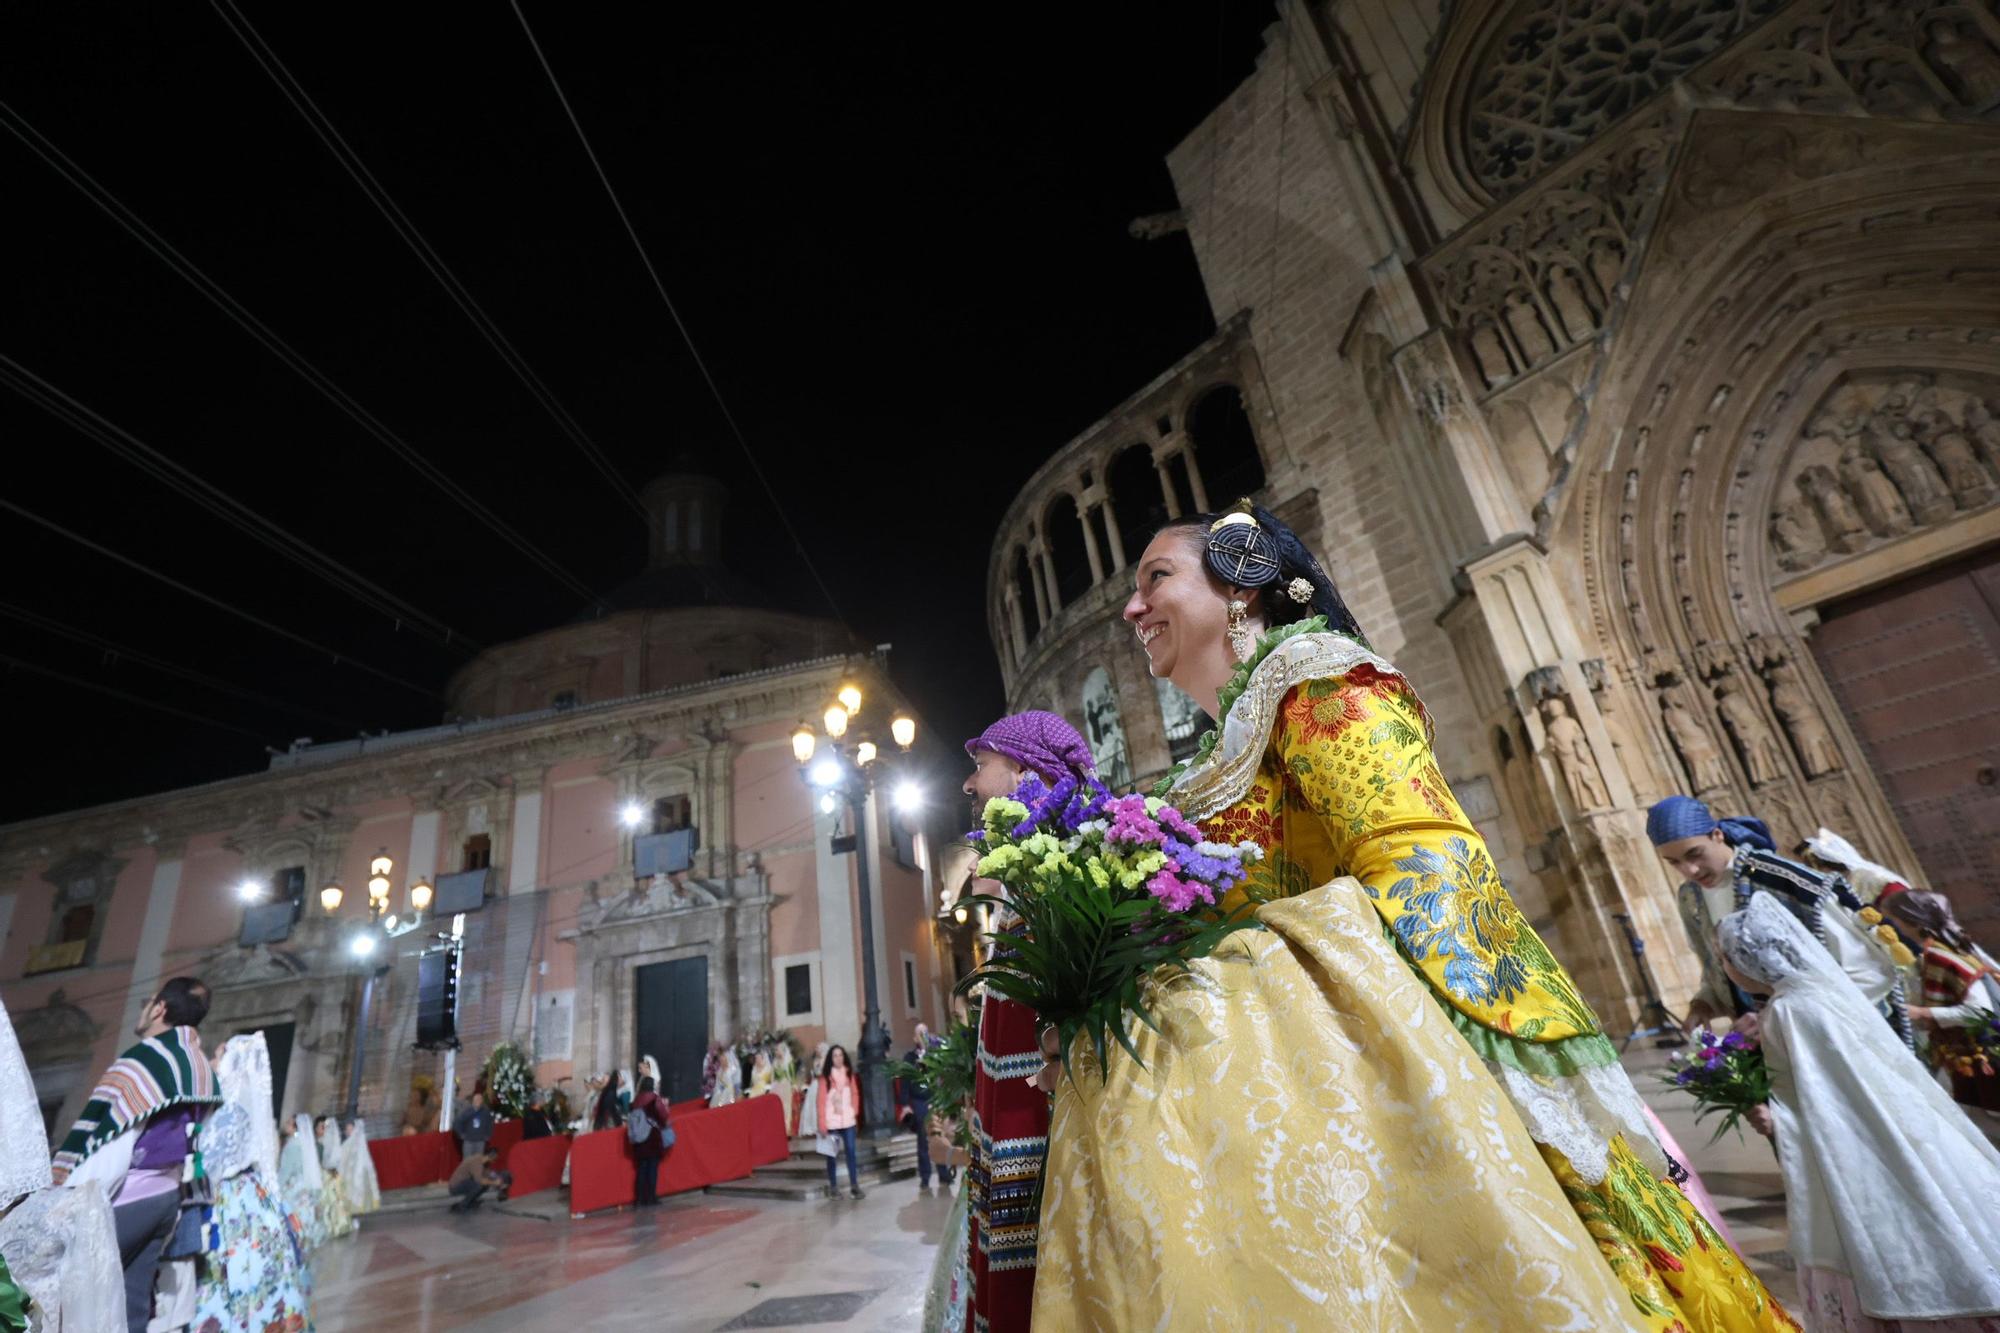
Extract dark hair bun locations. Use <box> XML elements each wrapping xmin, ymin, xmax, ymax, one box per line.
<box><xmin>1193</xmin><ymin>500</ymin><xmax>1367</xmax><ymax>642</ymax></box>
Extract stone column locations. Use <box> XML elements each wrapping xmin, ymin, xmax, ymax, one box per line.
<box><xmin>1079</xmin><ymin>503</ymin><xmax>1105</xmax><ymax>585</ymax></box>
<box><xmin>1153</xmin><ymin>456</ymin><xmax>1183</xmax><ymax>519</ymax></box>
<box><xmin>1101</xmin><ymin>501</ymin><xmax>1128</xmax><ymax>572</ymax></box>
<box><xmin>508</xmin><ymin>770</ymin><xmax>545</xmax><ymax>896</ymax></box>
<box><xmin>1178</xmin><ymin>443</ymin><xmax>1212</xmax><ymax>512</ymax></box>
<box><xmin>1028</xmin><ymin>542</ymin><xmax>1054</xmax><ymax>625</ymax></box>
<box><xmin>1005</xmin><ymin>588</ymin><xmax>1028</xmax><ymax>663</ymax></box>
<box><xmin>120</xmin><ymin>839</ymin><xmax>187</xmax><ymax>1039</ymax></box>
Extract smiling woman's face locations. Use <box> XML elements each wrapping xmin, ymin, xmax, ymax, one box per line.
<box><xmin>1122</xmin><ymin>527</ymin><xmax>1230</xmax><ymax>687</ymax></box>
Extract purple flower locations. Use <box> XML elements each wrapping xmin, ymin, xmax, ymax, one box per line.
<box><xmin>1720</xmin><ymin>1031</ymin><xmax>1746</xmax><ymax>1051</ymax></box>
<box><xmin>1674</xmin><ymin>1068</ymin><xmax>1694</xmax><ymax>1086</ymax></box>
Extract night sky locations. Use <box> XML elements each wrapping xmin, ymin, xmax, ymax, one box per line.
<box><xmin>3</xmin><ymin>3</ymin><xmax>1274</xmax><ymax>821</ymax></box>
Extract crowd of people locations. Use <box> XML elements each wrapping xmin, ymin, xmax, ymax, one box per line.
<box><xmin>0</xmin><ymin>977</ymin><xmax>380</xmax><ymax>1333</ymax></box>
<box><xmin>910</xmin><ymin>503</ymin><xmax>2000</xmax><ymax>1332</ymax></box>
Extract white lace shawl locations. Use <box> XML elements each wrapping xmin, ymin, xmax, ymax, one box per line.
<box><xmin>1164</xmin><ymin>630</ymin><xmax>1664</xmax><ymax>1185</ymax></box>
<box><xmin>211</xmin><ymin>1034</ymin><xmax>281</xmax><ymax>1183</ymax></box>
<box><xmin>0</xmin><ymin>1184</ymin><xmax>124</xmax><ymax>1333</ymax></box>
<box><xmin>0</xmin><ymin>995</ymin><xmax>51</xmax><ymax>1209</ymax></box>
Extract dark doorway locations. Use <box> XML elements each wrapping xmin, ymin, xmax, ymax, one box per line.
<box><xmin>237</xmin><ymin>1021</ymin><xmax>297</xmax><ymax>1115</ymax></box>
<box><xmin>634</xmin><ymin>957</ymin><xmax>709</xmax><ymax>1103</ymax></box>
<box><xmin>1811</xmin><ymin>546</ymin><xmax>2000</xmax><ymax>940</ymax></box>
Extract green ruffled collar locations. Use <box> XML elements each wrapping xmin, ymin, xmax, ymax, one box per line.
<box><xmin>1153</xmin><ymin>616</ymin><xmax>1329</xmax><ymax>796</ymax></box>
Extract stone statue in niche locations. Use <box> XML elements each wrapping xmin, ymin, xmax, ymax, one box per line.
<box><xmin>1503</xmin><ymin>289</ymin><xmax>1556</xmax><ymax>365</ymax></box>
<box><xmin>1770</xmin><ymin>498</ymin><xmax>1826</xmax><ymax>572</ymax></box>
<box><xmin>1963</xmin><ymin>397</ymin><xmax>2000</xmax><ymax>474</ymax></box>
<box><xmin>1661</xmin><ymin>684</ymin><xmax>1735</xmax><ymax>794</ymax></box>
<box><xmin>1715</xmin><ymin>675</ymin><xmax>1790</xmax><ymax>786</ymax></box>
<box><xmin>1838</xmin><ymin>441</ymin><xmax>1913</xmax><ymax>537</ymax></box>
<box><xmin>1541</xmin><ymin>694</ymin><xmax>1611</xmax><ymax>811</ymax></box>
<box><xmin>1587</xmin><ymin>237</ymin><xmax>1624</xmax><ymax>306</ymax></box>
<box><xmin>1469</xmin><ymin>319</ymin><xmax>1514</xmax><ymax>388</ymax></box>
<box><xmin>1766</xmin><ymin>658</ymin><xmax>1844</xmax><ymax>777</ymax></box>
<box><xmin>1544</xmin><ymin>264</ymin><xmax>1596</xmax><ymax>343</ymax></box>
<box><xmin>1868</xmin><ymin>407</ymin><xmax>1955</xmax><ymax>524</ymax></box>
<box><xmin>1798</xmin><ymin>466</ymin><xmax>1868</xmax><ymax>553</ymax></box>
<box><xmin>1912</xmin><ymin>402</ymin><xmax>1996</xmax><ymax>509</ymax></box>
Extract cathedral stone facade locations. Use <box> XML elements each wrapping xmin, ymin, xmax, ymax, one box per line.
<box><xmin>989</xmin><ymin>0</ymin><xmax>2000</xmax><ymax>1025</ymax></box>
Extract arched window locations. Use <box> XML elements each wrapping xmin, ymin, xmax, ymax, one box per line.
<box><xmin>1081</xmin><ymin>668</ymin><xmax>1132</xmax><ymax>790</ymax></box>
<box><xmin>1107</xmin><ymin>444</ymin><xmax>1168</xmax><ymax>569</ymax></box>
<box><xmin>1188</xmin><ymin>385</ymin><xmax>1266</xmax><ymax>506</ymax></box>
<box><xmin>1044</xmin><ymin>494</ymin><xmax>1092</xmax><ymax>607</ymax></box>
<box><xmin>1155</xmin><ymin>678</ymin><xmax>1206</xmax><ymax>763</ymax></box>
<box><xmin>1012</xmin><ymin>547</ymin><xmax>1041</xmax><ymax>640</ymax></box>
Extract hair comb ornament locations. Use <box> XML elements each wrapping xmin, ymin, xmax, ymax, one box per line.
<box><xmin>1205</xmin><ymin>509</ymin><xmax>1281</xmax><ymax>588</ymax></box>
<box><xmin>1286</xmin><ymin>577</ymin><xmax>1313</xmax><ymax>603</ymax></box>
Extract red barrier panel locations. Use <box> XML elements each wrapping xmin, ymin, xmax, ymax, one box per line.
<box><xmin>369</xmin><ymin>1131</ymin><xmax>456</xmax><ymax>1191</ymax></box>
<box><xmin>505</xmin><ymin>1133</ymin><xmax>570</xmax><ymax>1200</ymax></box>
<box><xmin>568</xmin><ymin>1097</ymin><xmax>789</xmax><ymax>1215</ymax></box>
<box><xmin>658</xmin><ymin>1103</ymin><xmax>753</xmax><ymax>1196</ymax></box>
<box><xmin>486</xmin><ymin>1119</ymin><xmax>524</xmax><ymax>1170</ymax></box>
<box><xmin>745</xmin><ymin>1093</ymin><xmax>789</xmax><ymax>1166</ymax></box>
<box><xmin>567</xmin><ymin>1127</ymin><xmax>636</xmax><ymax>1215</ymax></box>
<box><xmin>667</xmin><ymin>1097</ymin><xmax>707</xmax><ymax>1120</ymax></box>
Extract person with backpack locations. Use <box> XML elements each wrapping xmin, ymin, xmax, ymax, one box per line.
<box><xmin>627</xmin><ymin>1076</ymin><xmax>673</xmax><ymax>1208</ymax></box>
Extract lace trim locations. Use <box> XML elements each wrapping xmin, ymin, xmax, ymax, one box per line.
<box><xmin>1490</xmin><ymin>1061</ymin><xmax>1667</xmax><ymax>1187</ymax></box>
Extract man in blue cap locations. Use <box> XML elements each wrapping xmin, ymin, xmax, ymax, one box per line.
<box><xmin>1647</xmin><ymin>794</ymin><xmax>1909</xmax><ymax>1040</ymax></box>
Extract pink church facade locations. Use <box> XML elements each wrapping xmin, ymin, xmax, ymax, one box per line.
<box><xmin>0</xmin><ymin>475</ymin><xmax>959</xmax><ymax>1134</ymax></box>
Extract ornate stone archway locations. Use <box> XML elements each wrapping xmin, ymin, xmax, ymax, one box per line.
<box><xmin>1560</xmin><ymin>110</ymin><xmax>2000</xmax><ymax>880</ymax></box>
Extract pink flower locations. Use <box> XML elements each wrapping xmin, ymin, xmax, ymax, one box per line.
<box><xmin>1145</xmin><ymin>867</ymin><xmax>1215</xmax><ymax>914</ymax></box>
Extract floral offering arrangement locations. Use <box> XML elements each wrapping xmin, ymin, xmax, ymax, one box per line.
<box><xmin>1931</xmin><ymin>1007</ymin><xmax>1999</xmax><ymax>1079</ymax></box>
<box><xmin>962</xmin><ymin>773</ymin><xmax>1264</xmax><ymax>1076</ymax></box>
<box><xmin>481</xmin><ymin>1041</ymin><xmax>535</xmax><ymax>1119</ymax></box>
<box><xmin>1659</xmin><ymin>1028</ymin><xmax>1772</xmax><ymax>1143</ymax></box>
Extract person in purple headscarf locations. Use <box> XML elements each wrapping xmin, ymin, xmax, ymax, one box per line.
<box><xmin>952</xmin><ymin>710</ymin><xmax>1099</xmax><ymax>1333</ymax></box>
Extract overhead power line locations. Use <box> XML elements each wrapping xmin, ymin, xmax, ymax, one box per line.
<box><xmin>205</xmin><ymin>0</ymin><xmax>652</xmax><ymax>527</ymax></box>
<box><xmin>0</xmin><ymin>649</ymin><xmax>272</xmax><ymax>742</ymax></box>
<box><xmin>0</xmin><ymin>100</ymin><xmax>606</xmax><ymax>609</ymax></box>
<box><xmin>0</xmin><ymin>599</ymin><xmax>374</xmax><ymax>732</ymax></box>
<box><xmin>507</xmin><ymin>1</ymin><xmax>847</xmax><ymax>624</ymax></box>
<box><xmin>0</xmin><ymin>497</ymin><xmax>438</xmax><ymax>700</ymax></box>
<box><xmin>0</xmin><ymin>353</ymin><xmax>477</xmax><ymax>654</ymax></box>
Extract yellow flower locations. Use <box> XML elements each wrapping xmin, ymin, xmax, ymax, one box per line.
<box><xmin>1859</xmin><ymin>906</ymin><xmax>1883</xmax><ymax>925</ymax></box>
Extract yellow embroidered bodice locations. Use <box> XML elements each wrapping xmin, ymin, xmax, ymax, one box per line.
<box><xmin>1183</xmin><ymin>642</ymin><xmax>1603</xmax><ymax>1049</ymax></box>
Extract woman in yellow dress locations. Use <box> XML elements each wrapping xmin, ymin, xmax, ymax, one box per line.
<box><xmin>1030</xmin><ymin>503</ymin><xmax>1793</xmax><ymax>1332</ymax></box>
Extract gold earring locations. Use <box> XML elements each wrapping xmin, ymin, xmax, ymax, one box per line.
<box><xmin>1227</xmin><ymin>598</ymin><xmax>1252</xmax><ymax>662</ymax></box>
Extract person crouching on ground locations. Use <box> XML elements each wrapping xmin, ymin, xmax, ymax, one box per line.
<box><xmin>446</xmin><ymin>1150</ymin><xmax>506</xmax><ymax>1214</ymax></box>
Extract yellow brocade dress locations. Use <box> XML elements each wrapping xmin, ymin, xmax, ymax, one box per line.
<box><xmin>1031</xmin><ymin>625</ymin><xmax>1794</xmax><ymax>1333</ymax></box>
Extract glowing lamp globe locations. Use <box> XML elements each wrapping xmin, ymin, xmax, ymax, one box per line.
<box><xmin>791</xmin><ymin>726</ymin><xmax>817</xmax><ymax>764</ymax></box>
<box><xmin>320</xmin><ymin>883</ymin><xmax>344</xmax><ymax>913</ymax></box>
<box><xmin>855</xmin><ymin>741</ymin><xmax>878</xmax><ymax>766</ymax></box>
<box><xmin>824</xmin><ymin>705</ymin><xmax>850</xmax><ymax>740</ymax></box>
<box><xmin>891</xmin><ymin>715</ymin><xmax>917</xmax><ymax>749</ymax></box>
<box><xmin>838</xmin><ymin>684</ymin><xmax>863</xmax><ymax>716</ymax></box>
<box><xmin>410</xmin><ymin>880</ymin><xmax>434</xmax><ymax>912</ymax></box>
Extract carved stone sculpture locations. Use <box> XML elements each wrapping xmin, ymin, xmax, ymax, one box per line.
<box><xmin>1913</xmin><ymin>407</ymin><xmax>1996</xmax><ymax>509</ymax></box>
<box><xmin>1869</xmin><ymin>415</ymin><xmax>1955</xmax><ymax>524</ymax></box>
<box><xmin>1545</xmin><ymin>265</ymin><xmax>1596</xmax><ymax>342</ymax></box>
<box><xmin>1716</xmin><ymin>676</ymin><xmax>1790</xmax><ymax>786</ymax></box>
<box><xmin>1964</xmin><ymin>398</ymin><xmax>2000</xmax><ymax>475</ymax></box>
<box><xmin>1798</xmin><ymin>465</ymin><xmax>1868</xmax><ymax>553</ymax></box>
<box><xmin>1771</xmin><ymin>497</ymin><xmax>1827</xmax><ymax>572</ymax></box>
<box><xmin>1766</xmin><ymin>659</ymin><xmax>1843</xmax><ymax>777</ymax></box>
<box><xmin>1925</xmin><ymin>17</ymin><xmax>2000</xmax><ymax>107</ymax></box>
<box><xmin>1542</xmin><ymin>694</ymin><xmax>1611</xmax><ymax>811</ymax></box>
<box><xmin>1661</xmin><ymin>685</ymin><xmax>1735</xmax><ymax>793</ymax></box>
<box><xmin>1837</xmin><ymin>441</ymin><xmax>1913</xmax><ymax>537</ymax></box>
<box><xmin>1504</xmin><ymin>289</ymin><xmax>1556</xmax><ymax>366</ymax></box>
<box><xmin>1469</xmin><ymin>320</ymin><xmax>1513</xmax><ymax>388</ymax></box>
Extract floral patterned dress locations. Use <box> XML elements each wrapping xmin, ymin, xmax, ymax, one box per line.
<box><xmin>193</xmin><ymin>1172</ymin><xmax>313</xmax><ymax>1333</ymax></box>
<box><xmin>1032</xmin><ymin>622</ymin><xmax>1795</xmax><ymax>1333</ymax></box>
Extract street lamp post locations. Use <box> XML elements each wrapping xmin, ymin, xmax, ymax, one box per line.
<box><xmin>793</xmin><ymin>684</ymin><xmax>918</xmax><ymax>1137</ymax></box>
<box><xmin>322</xmin><ymin>850</ymin><xmax>435</xmax><ymax>1122</ymax></box>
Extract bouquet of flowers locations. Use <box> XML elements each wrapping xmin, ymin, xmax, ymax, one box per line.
<box><xmin>962</xmin><ymin>773</ymin><xmax>1264</xmax><ymax>1077</ymax></box>
<box><xmin>1931</xmin><ymin>1007</ymin><xmax>1999</xmax><ymax>1079</ymax></box>
<box><xmin>1659</xmin><ymin>1028</ymin><xmax>1772</xmax><ymax>1143</ymax></box>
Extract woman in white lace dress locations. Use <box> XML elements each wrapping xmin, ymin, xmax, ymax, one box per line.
<box><xmin>338</xmin><ymin>1122</ymin><xmax>380</xmax><ymax>1217</ymax></box>
<box><xmin>0</xmin><ymin>995</ymin><xmax>123</xmax><ymax>1333</ymax></box>
<box><xmin>193</xmin><ymin>1034</ymin><xmax>312</xmax><ymax>1333</ymax></box>
<box><xmin>1719</xmin><ymin>894</ymin><xmax>2000</xmax><ymax>1331</ymax></box>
